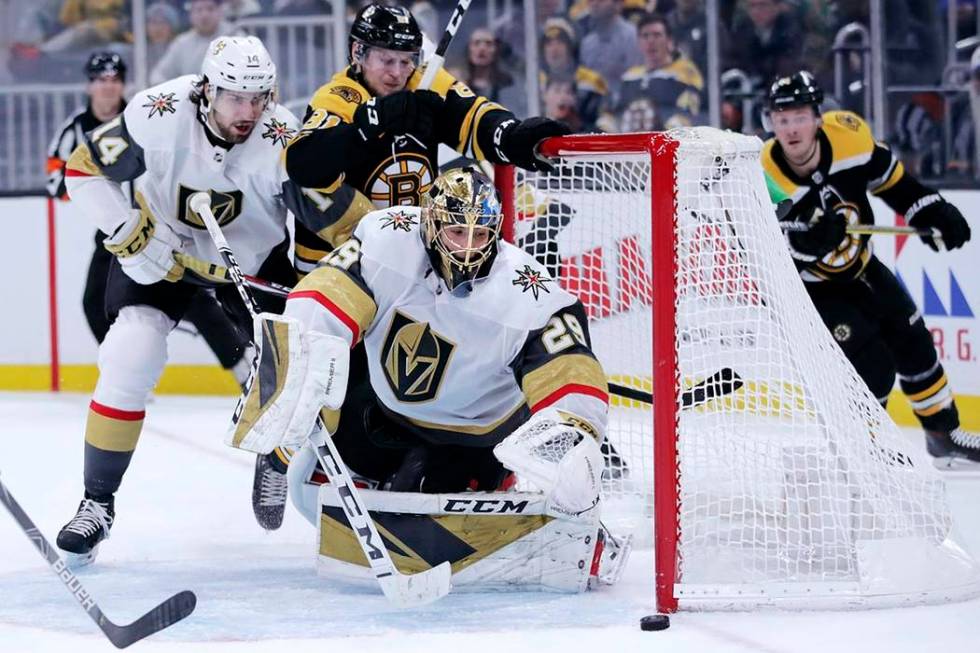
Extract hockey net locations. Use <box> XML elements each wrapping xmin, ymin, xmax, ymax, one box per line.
<box><xmin>497</xmin><ymin>129</ymin><xmax>980</xmax><ymax>611</ymax></box>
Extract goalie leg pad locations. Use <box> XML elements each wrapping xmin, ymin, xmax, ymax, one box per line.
<box><xmin>315</xmin><ymin>487</ymin><xmax>608</xmax><ymax>593</ymax></box>
<box><xmin>227</xmin><ymin>313</ymin><xmax>349</xmax><ymax>454</ymax></box>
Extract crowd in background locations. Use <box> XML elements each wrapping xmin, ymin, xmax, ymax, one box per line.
<box><xmin>3</xmin><ymin>0</ymin><xmax>980</xmax><ymax>186</ymax></box>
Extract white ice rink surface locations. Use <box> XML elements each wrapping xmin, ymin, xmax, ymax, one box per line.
<box><xmin>1</xmin><ymin>391</ymin><xmax>978</xmax><ymax>653</ymax></box>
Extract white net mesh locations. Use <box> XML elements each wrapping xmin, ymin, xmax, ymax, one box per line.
<box><xmin>507</xmin><ymin>128</ymin><xmax>980</xmax><ymax>609</ymax></box>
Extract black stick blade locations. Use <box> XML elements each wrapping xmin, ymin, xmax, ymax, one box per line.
<box><xmin>681</xmin><ymin>367</ymin><xmax>743</xmax><ymax>409</ymax></box>
<box><xmin>101</xmin><ymin>590</ymin><xmax>197</xmax><ymax>649</ymax></box>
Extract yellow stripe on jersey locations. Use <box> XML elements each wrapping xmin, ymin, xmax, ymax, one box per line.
<box><xmin>469</xmin><ymin>100</ymin><xmax>506</xmax><ymax>161</ymax></box>
<box><xmin>66</xmin><ymin>142</ymin><xmax>102</xmax><ymax>177</ymax></box>
<box><xmin>293</xmin><ymin>265</ymin><xmax>378</xmax><ymax>338</ymax></box>
<box><xmin>407</xmin><ymin>66</ymin><xmax>458</xmax><ymax>96</ymax></box>
<box><xmin>870</xmin><ymin>159</ymin><xmax>905</xmax><ymax>195</ymax></box>
<box><xmin>295</xmin><ymin>242</ymin><xmax>328</xmax><ymax>265</ymax></box>
<box><xmin>85</xmin><ymin>410</ymin><xmax>143</xmax><ymax>452</ymax></box>
<box><xmin>457</xmin><ymin>97</ymin><xmax>487</xmax><ymax>154</ymax></box>
<box><xmin>521</xmin><ymin>354</ymin><xmax>608</xmax><ymax>411</ymax></box>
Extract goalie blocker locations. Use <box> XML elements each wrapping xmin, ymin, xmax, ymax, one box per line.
<box><xmin>286</xmin><ymin>408</ymin><xmax>631</xmax><ymax>593</ymax></box>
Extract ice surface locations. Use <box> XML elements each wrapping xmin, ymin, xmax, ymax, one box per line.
<box><xmin>0</xmin><ymin>392</ymin><xmax>977</xmax><ymax>652</ymax></box>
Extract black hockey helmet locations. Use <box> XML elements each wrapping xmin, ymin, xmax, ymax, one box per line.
<box><xmin>85</xmin><ymin>51</ymin><xmax>127</xmax><ymax>82</ymax></box>
<box><xmin>767</xmin><ymin>71</ymin><xmax>823</xmax><ymax>112</ymax></box>
<box><xmin>349</xmin><ymin>3</ymin><xmax>423</xmax><ymax>63</ymax></box>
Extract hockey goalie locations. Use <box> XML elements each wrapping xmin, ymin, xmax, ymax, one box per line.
<box><xmin>228</xmin><ymin>166</ymin><xmax>630</xmax><ymax>593</ymax></box>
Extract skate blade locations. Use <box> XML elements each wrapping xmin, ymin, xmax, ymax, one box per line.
<box><xmin>63</xmin><ymin>545</ymin><xmax>99</xmax><ymax>569</ymax></box>
<box><xmin>932</xmin><ymin>456</ymin><xmax>980</xmax><ymax>474</ymax></box>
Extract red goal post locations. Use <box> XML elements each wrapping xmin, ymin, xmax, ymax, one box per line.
<box><xmin>496</xmin><ymin>129</ymin><xmax>980</xmax><ymax>613</ymax></box>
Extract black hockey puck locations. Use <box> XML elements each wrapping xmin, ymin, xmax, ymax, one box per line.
<box><xmin>640</xmin><ymin>614</ymin><xmax>670</xmax><ymax>631</ymax></box>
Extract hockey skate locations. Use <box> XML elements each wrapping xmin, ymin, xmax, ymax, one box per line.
<box><xmin>252</xmin><ymin>452</ymin><xmax>288</xmax><ymax>530</ymax></box>
<box><xmin>926</xmin><ymin>428</ymin><xmax>980</xmax><ymax>469</ymax></box>
<box><xmin>588</xmin><ymin>523</ymin><xmax>633</xmax><ymax>589</ymax></box>
<box><xmin>56</xmin><ymin>493</ymin><xmax>114</xmax><ymax>567</ymax></box>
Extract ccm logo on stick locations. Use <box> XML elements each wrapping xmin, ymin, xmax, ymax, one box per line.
<box><xmin>443</xmin><ymin>499</ymin><xmax>529</xmax><ymax>514</ymax></box>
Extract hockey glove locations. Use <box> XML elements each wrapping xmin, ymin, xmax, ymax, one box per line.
<box><xmin>495</xmin><ymin>117</ymin><xmax>572</xmax><ymax>172</ymax></box>
<box><xmin>352</xmin><ymin>90</ymin><xmax>443</xmax><ymax>142</ymax></box>
<box><xmin>785</xmin><ymin>205</ymin><xmax>846</xmax><ymax>261</ymax></box>
<box><xmin>907</xmin><ymin>195</ymin><xmax>971</xmax><ymax>251</ymax></box>
<box><xmin>103</xmin><ymin>202</ymin><xmax>184</xmax><ymax>285</ymax></box>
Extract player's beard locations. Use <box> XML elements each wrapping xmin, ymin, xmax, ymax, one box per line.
<box><xmin>215</xmin><ymin>117</ymin><xmax>256</xmax><ymax>144</ymax></box>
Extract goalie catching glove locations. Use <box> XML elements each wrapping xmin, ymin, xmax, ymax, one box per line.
<box><xmin>493</xmin><ymin>407</ymin><xmax>603</xmax><ymax>520</ymax></box>
<box><xmin>228</xmin><ymin>313</ymin><xmax>349</xmax><ymax>454</ymax></box>
<box><xmin>103</xmin><ymin>197</ymin><xmax>184</xmax><ymax>285</ymax></box>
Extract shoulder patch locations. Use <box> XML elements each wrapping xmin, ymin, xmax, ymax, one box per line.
<box><xmin>330</xmin><ymin>85</ymin><xmax>363</xmax><ymax>105</ymax></box>
<box><xmin>142</xmin><ymin>92</ymin><xmax>178</xmax><ymax>118</ymax></box>
<box><xmin>834</xmin><ymin>112</ymin><xmax>862</xmax><ymax>132</ymax></box>
<box><xmin>512</xmin><ymin>264</ymin><xmax>552</xmax><ymax>300</ymax></box>
<box><xmin>379</xmin><ymin>210</ymin><xmax>417</xmax><ymax>232</ymax></box>
<box><xmin>261</xmin><ymin>117</ymin><xmax>296</xmax><ymax>147</ymax></box>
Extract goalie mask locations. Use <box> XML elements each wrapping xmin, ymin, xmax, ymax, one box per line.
<box><xmin>421</xmin><ymin>167</ymin><xmax>503</xmax><ymax>296</ymax></box>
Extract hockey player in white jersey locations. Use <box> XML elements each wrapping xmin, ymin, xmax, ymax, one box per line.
<box><xmin>56</xmin><ymin>35</ymin><xmax>366</xmax><ymax>565</ymax></box>
<box><xmin>229</xmin><ymin>167</ymin><xmax>630</xmax><ymax>592</ymax></box>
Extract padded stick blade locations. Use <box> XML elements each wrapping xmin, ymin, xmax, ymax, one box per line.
<box><xmin>378</xmin><ymin>562</ymin><xmax>452</xmax><ymax>607</ymax></box>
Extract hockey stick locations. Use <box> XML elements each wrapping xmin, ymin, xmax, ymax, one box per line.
<box><xmin>609</xmin><ymin>367</ymin><xmax>744</xmax><ymax>409</ymax></box>
<box><xmin>173</xmin><ymin>252</ymin><xmax>294</xmax><ymax>298</ymax></box>
<box><xmin>418</xmin><ymin>0</ymin><xmax>473</xmax><ymax>89</ymax></box>
<box><xmin>188</xmin><ymin>193</ymin><xmax>451</xmax><ymax>606</ymax></box>
<box><xmin>779</xmin><ymin>222</ymin><xmax>938</xmax><ymax>237</ymax></box>
<box><xmin>0</xmin><ymin>476</ymin><xmax>196</xmax><ymax>648</ymax></box>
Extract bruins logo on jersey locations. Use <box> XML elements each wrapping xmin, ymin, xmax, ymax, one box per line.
<box><xmin>177</xmin><ymin>185</ymin><xmax>244</xmax><ymax>229</ymax></box>
<box><xmin>330</xmin><ymin>85</ymin><xmax>363</xmax><ymax>105</ymax></box>
<box><xmin>368</xmin><ymin>152</ymin><xmax>435</xmax><ymax>207</ymax></box>
<box><xmin>381</xmin><ymin>310</ymin><xmax>456</xmax><ymax>403</ymax></box>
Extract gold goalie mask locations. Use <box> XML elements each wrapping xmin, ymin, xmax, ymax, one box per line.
<box><xmin>421</xmin><ymin>166</ymin><xmax>503</xmax><ymax>296</ymax></box>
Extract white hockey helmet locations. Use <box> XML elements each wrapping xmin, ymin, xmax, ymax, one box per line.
<box><xmin>201</xmin><ymin>35</ymin><xmax>277</xmax><ymax>94</ymax></box>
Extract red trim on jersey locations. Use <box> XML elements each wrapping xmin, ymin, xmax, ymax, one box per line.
<box><xmin>65</xmin><ymin>169</ymin><xmax>94</xmax><ymax>177</ymax></box>
<box><xmin>530</xmin><ymin>384</ymin><xmax>609</xmax><ymax>413</ymax></box>
<box><xmin>287</xmin><ymin>289</ymin><xmax>360</xmax><ymax>344</ymax></box>
<box><xmin>89</xmin><ymin>400</ymin><xmax>145</xmax><ymax>421</ymax></box>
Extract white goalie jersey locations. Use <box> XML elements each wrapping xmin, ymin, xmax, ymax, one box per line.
<box><xmin>285</xmin><ymin>206</ymin><xmax>610</xmax><ymax>447</ymax></box>
<box><xmin>65</xmin><ymin>75</ymin><xmax>302</xmax><ymax>275</ymax></box>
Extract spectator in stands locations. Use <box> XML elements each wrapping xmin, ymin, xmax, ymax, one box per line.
<box><xmin>7</xmin><ymin>0</ymin><xmax>63</xmax><ymax>78</ymax></box>
<box><xmin>146</xmin><ymin>2</ymin><xmax>180</xmax><ymax>63</ymax></box>
<box><xmin>728</xmin><ymin>0</ymin><xmax>803</xmax><ymax>87</ymax></box>
<box><xmin>665</xmin><ymin>0</ymin><xmax>729</xmax><ymax>77</ymax></box>
<box><xmin>542</xmin><ymin>76</ymin><xmax>592</xmax><ymax>133</ymax></box>
<box><xmin>540</xmin><ymin>18</ymin><xmax>608</xmax><ymax>133</ymax></box>
<box><xmin>579</xmin><ymin>0</ymin><xmax>643</xmax><ymax>96</ymax></box>
<box><xmin>494</xmin><ymin>0</ymin><xmax>568</xmax><ymax>67</ymax></box>
<box><xmin>450</xmin><ymin>28</ymin><xmax>523</xmax><ymax>114</ymax></box>
<box><xmin>150</xmin><ymin>0</ymin><xmax>237</xmax><ymax>85</ymax></box>
<box><xmin>224</xmin><ymin>0</ymin><xmax>262</xmax><ymax>21</ymax></box>
<box><xmin>601</xmin><ymin>12</ymin><xmax>703</xmax><ymax>132</ymax></box>
<box><xmin>41</xmin><ymin>0</ymin><xmax>132</xmax><ymax>52</ymax></box>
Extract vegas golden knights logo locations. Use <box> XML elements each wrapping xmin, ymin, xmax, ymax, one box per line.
<box><xmin>177</xmin><ymin>185</ymin><xmax>244</xmax><ymax>229</ymax></box>
<box><xmin>381</xmin><ymin>310</ymin><xmax>455</xmax><ymax>403</ymax></box>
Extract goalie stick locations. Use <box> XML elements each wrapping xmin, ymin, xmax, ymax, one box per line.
<box><xmin>0</xmin><ymin>476</ymin><xmax>196</xmax><ymax>648</ymax></box>
<box><xmin>188</xmin><ymin>193</ymin><xmax>451</xmax><ymax>607</ymax></box>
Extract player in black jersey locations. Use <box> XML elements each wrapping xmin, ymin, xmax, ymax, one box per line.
<box><xmin>762</xmin><ymin>71</ymin><xmax>978</xmax><ymax>467</ymax></box>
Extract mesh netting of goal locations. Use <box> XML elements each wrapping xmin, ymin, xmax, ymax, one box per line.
<box><xmin>498</xmin><ymin>128</ymin><xmax>980</xmax><ymax>612</ymax></box>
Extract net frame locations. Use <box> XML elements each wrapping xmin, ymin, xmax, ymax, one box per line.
<box><xmin>496</xmin><ymin>129</ymin><xmax>980</xmax><ymax>614</ymax></box>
